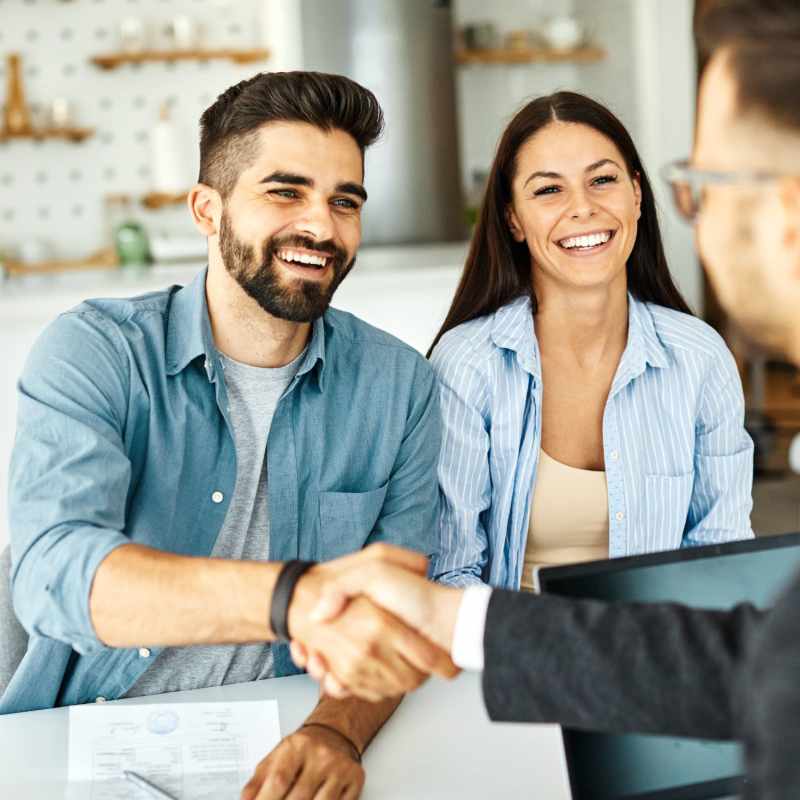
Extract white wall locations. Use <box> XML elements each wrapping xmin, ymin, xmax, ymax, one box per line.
<box><xmin>0</xmin><ymin>0</ymin><xmax>269</xmax><ymax>262</ymax></box>
<box><xmin>575</xmin><ymin>0</ymin><xmax>700</xmax><ymax>310</ymax></box>
<box><xmin>452</xmin><ymin>0</ymin><xmax>701</xmax><ymax>311</ymax></box>
<box><xmin>632</xmin><ymin>0</ymin><xmax>700</xmax><ymax>312</ymax></box>
<box><xmin>453</xmin><ymin>0</ymin><xmax>578</xmax><ymax>188</ymax></box>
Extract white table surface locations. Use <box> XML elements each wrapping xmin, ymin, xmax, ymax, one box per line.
<box><xmin>0</xmin><ymin>671</ymin><xmax>572</xmax><ymax>799</ymax></box>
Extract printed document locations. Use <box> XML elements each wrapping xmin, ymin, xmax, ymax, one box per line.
<box><xmin>66</xmin><ymin>699</ymin><xmax>280</xmax><ymax>799</ymax></box>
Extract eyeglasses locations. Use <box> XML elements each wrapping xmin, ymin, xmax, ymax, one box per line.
<box><xmin>660</xmin><ymin>159</ymin><xmax>786</xmax><ymax>223</ymax></box>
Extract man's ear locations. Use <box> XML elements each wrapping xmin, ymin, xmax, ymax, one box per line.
<box><xmin>507</xmin><ymin>206</ymin><xmax>525</xmax><ymax>242</ymax></box>
<box><xmin>780</xmin><ymin>177</ymin><xmax>800</xmax><ymax>277</ymax></box>
<box><xmin>188</xmin><ymin>183</ymin><xmax>222</xmax><ymax>237</ymax></box>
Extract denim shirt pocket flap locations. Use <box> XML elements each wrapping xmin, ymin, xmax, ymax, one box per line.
<box><xmin>643</xmin><ymin>471</ymin><xmax>695</xmax><ymax>547</ymax></box>
<box><xmin>318</xmin><ymin>483</ymin><xmax>389</xmax><ymax>560</ymax></box>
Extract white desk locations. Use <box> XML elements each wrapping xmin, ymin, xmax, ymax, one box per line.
<box><xmin>0</xmin><ymin>671</ymin><xmax>572</xmax><ymax>799</ymax></box>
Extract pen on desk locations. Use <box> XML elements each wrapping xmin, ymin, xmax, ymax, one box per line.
<box><xmin>123</xmin><ymin>769</ymin><xmax>178</xmax><ymax>800</ymax></box>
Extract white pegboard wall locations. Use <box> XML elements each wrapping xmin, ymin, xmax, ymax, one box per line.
<box><xmin>0</xmin><ymin>0</ymin><xmax>269</xmax><ymax>261</ymax></box>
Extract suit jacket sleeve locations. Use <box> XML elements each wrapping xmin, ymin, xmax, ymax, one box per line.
<box><xmin>482</xmin><ymin>588</ymin><xmax>767</xmax><ymax>740</ymax></box>
<box><xmin>740</xmin><ymin>573</ymin><xmax>800</xmax><ymax>799</ymax></box>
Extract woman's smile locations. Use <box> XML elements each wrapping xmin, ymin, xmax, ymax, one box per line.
<box><xmin>554</xmin><ymin>228</ymin><xmax>617</xmax><ymax>258</ymax></box>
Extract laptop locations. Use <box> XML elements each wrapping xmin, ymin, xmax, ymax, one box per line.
<box><xmin>537</xmin><ymin>532</ymin><xmax>800</xmax><ymax>800</ymax></box>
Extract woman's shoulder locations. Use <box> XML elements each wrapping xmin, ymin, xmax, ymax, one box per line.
<box><xmin>433</xmin><ymin>296</ymin><xmax>532</xmax><ymax>359</ymax></box>
<box><xmin>430</xmin><ymin>305</ymin><xmax>513</xmax><ymax>367</ymax></box>
<box><xmin>644</xmin><ymin>301</ymin><xmax>734</xmax><ymax>364</ymax></box>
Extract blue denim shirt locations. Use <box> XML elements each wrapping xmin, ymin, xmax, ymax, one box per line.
<box><xmin>3</xmin><ymin>269</ymin><xmax>440</xmax><ymax>714</ymax></box>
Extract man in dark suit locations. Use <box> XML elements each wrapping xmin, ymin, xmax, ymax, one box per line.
<box><xmin>292</xmin><ymin>2</ymin><xmax>800</xmax><ymax>797</ymax></box>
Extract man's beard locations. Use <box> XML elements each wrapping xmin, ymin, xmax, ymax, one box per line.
<box><xmin>219</xmin><ymin>210</ymin><xmax>355</xmax><ymax>323</ymax></box>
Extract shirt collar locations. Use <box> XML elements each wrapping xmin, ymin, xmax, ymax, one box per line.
<box><xmin>166</xmin><ymin>269</ymin><xmax>213</xmax><ymax>377</ymax></box>
<box><xmin>488</xmin><ymin>292</ymin><xmax>670</xmax><ymax>383</ymax></box>
<box><xmin>490</xmin><ymin>294</ymin><xmax>541</xmax><ymax>378</ymax></box>
<box><xmin>611</xmin><ymin>294</ymin><xmax>671</xmax><ymax>395</ymax></box>
<box><xmin>166</xmin><ymin>267</ymin><xmax>327</xmax><ymax>389</ymax></box>
<box><xmin>295</xmin><ymin>316</ymin><xmax>327</xmax><ymax>392</ymax></box>
<box><xmin>624</xmin><ymin>293</ymin><xmax>671</xmax><ymax>370</ymax></box>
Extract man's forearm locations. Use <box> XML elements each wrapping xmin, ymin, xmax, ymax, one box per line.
<box><xmin>303</xmin><ymin>694</ymin><xmax>403</xmax><ymax>757</ymax></box>
<box><xmin>89</xmin><ymin>543</ymin><xmax>282</xmax><ymax>647</ymax></box>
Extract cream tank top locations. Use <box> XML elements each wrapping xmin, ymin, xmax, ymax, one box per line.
<box><xmin>520</xmin><ymin>449</ymin><xmax>609</xmax><ymax>592</ymax></box>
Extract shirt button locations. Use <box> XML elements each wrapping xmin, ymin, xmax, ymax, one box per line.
<box><xmin>615</xmin><ymin>511</ymin><xmax>625</xmax><ymax>522</ymax></box>
<box><xmin>211</xmin><ymin>491</ymin><xmax>224</xmax><ymax>504</ymax></box>
<box><xmin>95</xmin><ymin>696</ymin><xmax>107</xmax><ymax>704</ymax></box>
<box><xmin>610</xmin><ymin>450</ymin><xmax>619</xmax><ymax>461</ymax></box>
<box><xmin>138</xmin><ymin>647</ymin><xmax>151</xmax><ymax>658</ymax></box>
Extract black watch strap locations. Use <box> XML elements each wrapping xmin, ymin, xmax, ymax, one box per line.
<box><xmin>270</xmin><ymin>560</ymin><xmax>317</xmax><ymax>641</ymax></box>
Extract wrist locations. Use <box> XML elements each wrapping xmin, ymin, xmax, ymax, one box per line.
<box><xmin>300</xmin><ymin>722</ymin><xmax>361</xmax><ymax>763</ymax></box>
<box><xmin>286</xmin><ymin>566</ymin><xmax>324</xmax><ymax>641</ymax></box>
<box><xmin>429</xmin><ymin>585</ymin><xmax>464</xmax><ymax>654</ymax></box>
<box><xmin>270</xmin><ymin>560</ymin><xmax>317</xmax><ymax>641</ymax></box>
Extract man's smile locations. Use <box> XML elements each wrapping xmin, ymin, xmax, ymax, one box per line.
<box><xmin>275</xmin><ymin>247</ymin><xmax>334</xmax><ymax>282</ymax></box>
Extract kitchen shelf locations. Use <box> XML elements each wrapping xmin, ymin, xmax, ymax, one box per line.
<box><xmin>0</xmin><ymin>127</ymin><xmax>94</xmax><ymax>144</ymax></box>
<box><xmin>90</xmin><ymin>48</ymin><xmax>270</xmax><ymax>70</ymax></box>
<box><xmin>2</xmin><ymin>248</ymin><xmax>118</xmax><ymax>278</ymax></box>
<box><xmin>455</xmin><ymin>46</ymin><xmax>606</xmax><ymax>65</ymax></box>
<box><xmin>141</xmin><ymin>191</ymin><xmax>189</xmax><ymax>210</ymax></box>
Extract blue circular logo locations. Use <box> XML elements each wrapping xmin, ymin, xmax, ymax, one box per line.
<box><xmin>147</xmin><ymin>710</ymin><xmax>179</xmax><ymax>735</ymax></box>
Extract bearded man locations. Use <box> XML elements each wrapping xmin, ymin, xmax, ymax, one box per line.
<box><xmin>4</xmin><ymin>71</ymin><xmax>456</xmax><ymax>800</ymax></box>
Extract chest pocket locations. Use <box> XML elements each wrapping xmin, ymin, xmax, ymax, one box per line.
<box><xmin>318</xmin><ymin>483</ymin><xmax>389</xmax><ymax>560</ymax></box>
<box><xmin>641</xmin><ymin>471</ymin><xmax>695</xmax><ymax>552</ymax></box>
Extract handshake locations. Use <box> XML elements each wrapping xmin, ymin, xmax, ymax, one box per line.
<box><xmin>285</xmin><ymin>545</ymin><xmax>466</xmax><ymax>701</ymax></box>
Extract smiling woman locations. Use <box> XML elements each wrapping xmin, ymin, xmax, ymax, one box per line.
<box><xmin>430</xmin><ymin>91</ymin><xmax>754</xmax><ymax>592</ymax></box>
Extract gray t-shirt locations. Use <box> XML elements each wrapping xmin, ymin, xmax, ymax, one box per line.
<box><xmin>124</xmin><ymin>348</ymin><xmax>304</xmax><ymax>697</ymax></box>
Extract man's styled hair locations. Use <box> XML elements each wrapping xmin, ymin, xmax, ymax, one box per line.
<box><xmin>696</xmin><ymin>0</ymin><xmax>800</xmax><ymax>130</ymax></box>
<box><xmin>198</xmin><ymin>71</ymin><xmax>385</xmax><ymax>198</ymax></box>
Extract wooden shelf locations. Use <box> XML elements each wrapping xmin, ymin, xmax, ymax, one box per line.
<box><xmin>141</xmin><ymin>191</ymin><xmax>189</xmax><ymax>210</ymax></box>
<box><xmin>455</xmin><ymin>46</ymin><xmax>605</xmax><ymax>65</ymax></box>
<box><xmin>90</xmin><ymin>48</ymin><xmax>270</xmax><ymax>70</ymax></box>
<box><xmin>3</xmin><ymin>248</ymin><xmax>118</xmax><ymax>277</ymax></box>
<box><xmin>0</xmin><ymin>126</ymin><xmax>94</xmax><ymax>144</ymax></box>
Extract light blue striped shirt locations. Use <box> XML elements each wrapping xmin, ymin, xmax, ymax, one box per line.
<box><xmin>431</xmin><ymin>294</ymin><xmax>754</xmax><ymax>589</ymax></box>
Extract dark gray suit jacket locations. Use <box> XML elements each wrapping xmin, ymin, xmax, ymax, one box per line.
<box><xmin>482</xmin><ymin>571</ymin><xmax>800</xmax><ymax>800</ymax></box>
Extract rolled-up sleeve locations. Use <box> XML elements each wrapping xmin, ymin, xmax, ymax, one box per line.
<box><xmin>9</xmin><ymin>310</ymin><xmax>133</xmax><ymax>654</ymax></box>
<box><xmin>429</xmin><ymin>333</ymin><xmax>491</xmax><ymax>587</ymax></box>
<box><xmin>684</xmin><ymin>343</ymin><xmax>754</xmax><ymax>546</ymax></box>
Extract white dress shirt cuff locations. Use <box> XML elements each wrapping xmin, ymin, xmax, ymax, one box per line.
<box><xmin>451</xmin><ymin>584</ymin><xmax>492</xmax><ymax>671</ymax></box>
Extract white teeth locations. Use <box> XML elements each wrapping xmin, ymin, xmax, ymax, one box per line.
<box><xmin>277</xmin><ymin>249</ymin><xmax>327</xmax><ymax>267</ymax></box>
<box><xmin>559</xmin><ymin>231</ymin><xmax>612</xmax><ymax>250</ymax></box>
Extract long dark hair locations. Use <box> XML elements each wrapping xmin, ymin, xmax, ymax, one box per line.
<box><xmin>428</xmin><ymin>91</ymin><xmax>691</xmax><ymax>356</ymax></box>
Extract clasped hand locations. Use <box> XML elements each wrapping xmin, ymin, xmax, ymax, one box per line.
<box><xmin>288</xmin><ymin>544</ymin><xmax>464</xmax><ymax>701</ymax></box>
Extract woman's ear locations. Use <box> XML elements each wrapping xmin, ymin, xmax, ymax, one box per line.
<box><xmin>632</xmin><ymin>171</ymin><xmax>643</xmax><ymax>221</ymax></box>
<box><xmin>188</xmin><ymin>183</ymin><xmax>222</xmax><ymax>237</ymax></box>
<box><xmin>507</xmin><ymin>206</ymin><xmax>526</xmax><ymax>242</ymax></box>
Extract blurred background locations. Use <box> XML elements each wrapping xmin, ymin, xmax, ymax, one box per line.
<box><xmin>0</xmin><ymin>0</ymin><xmax>798</xmax><ymax>548</ymax></box>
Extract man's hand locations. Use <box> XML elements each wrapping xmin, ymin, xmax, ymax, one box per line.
<box><xmin>291</xmin><ymin>595</ymin><xmax>456</xmax><ymax>702</ymax></box>
<box><xmin>290</xmin><ymin>545</ymin><xmax>465</xmax><ymax>697</ymax></box>
<box><xmin>241</xmin><ymin>725</ymin><xmax>364</xmax><ymax>800</ymax></box>
<box><xmin>315</xmin><ymin>549</ymin><xmax>464</xmax><ymax>652</ymax></box>
<box><xmin>287</xmin><ymin>544</ymin><xmax>459</xmax><ymax>701</ymax></box>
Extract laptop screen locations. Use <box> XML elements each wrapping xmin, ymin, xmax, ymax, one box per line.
<box><xmin>538</xmin><ymin>533</ymin><xmax>800</xmax><ymax>800</ymax></box>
